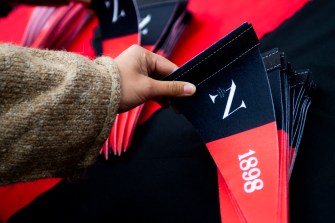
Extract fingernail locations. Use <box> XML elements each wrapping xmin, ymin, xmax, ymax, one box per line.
<box><xmin>184</xmin><ymin>83</ymin><xmax>196</xmax><ymax>95</ymax></box>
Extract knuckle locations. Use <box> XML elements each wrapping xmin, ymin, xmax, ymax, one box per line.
<box><xmin>129</xmin><ymin>44</ymin><xmax>143</xmax><ymax>56</ymax></box>
<box><xmin>143</xmin><ymin>50</ymin><xmax>150</xmax><ymax>62</ymax></box>
<box><xmin>146</xmin><ymin>80</ymin><xmax>154</xmax><ymax>91</ymax></box>
<box><xmin>129</xmin><ymin>44</ymin><xmax>140</xmax><ymax>50</ymax></box>
<box><xmin>168</xmin><ymin>81</ymin><xmax>182</xmax><ymax>96</ymax></box>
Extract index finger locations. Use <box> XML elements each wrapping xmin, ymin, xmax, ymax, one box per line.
<box><xmin>145</xmin><ymin>50</ymin><xmax>178</xmax><ymax>79</ymax></box>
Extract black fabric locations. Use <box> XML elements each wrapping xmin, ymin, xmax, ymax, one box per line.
<box><xmin>164</xmin><ymin>23</ymin><xmax>257</xmax><ymax>83</ymax></box>
<box><xmin>261</xmin><ymin>49</ymin><xmax>315</xmax><ymax>151</ymax></box>
<box><xmin>90</xmin><ymin>0</ymin><xmax>139</xmax><ymax>39</ymax></box>
<box><xmin>260</xmin><ymin>0</ymin><xmax>335</xmax><ymax>222</ymax></box>
<box><xmin>0</xmin><ymin>0</ymin><xmax>12</xmax><ymax>17</ymax></box>
<box><xmin>137</xmin><ymin>0</ymin><xmax>189</xmax><ymax>7</ymax></box>
<box><xmin>138</xmin><ymin>0</ymin><xmax>187</xmax><ymax>46</ymax></box>
<box><xmin>262</xmin><ymin>49</ymin><xmax>285</xmax><ymax>130</ymax></box>
<box><xmin>164</xmin><ymin>23</ymin><xmax>276</xmax><ymax>141</ymax></box>
<box><xmin>155</xmin><ymin>9</ymin><xmax>192</xmax><ymax>58</ymax></box>
<box><xmin>9</xmin><ymin>108</ymin><xmax>221</xmax><ymax>223</ymax></box>
<box><xmin>8</xmin><ymin>1</ymin><xmax>335</xmax><ymax>222</ymax></box>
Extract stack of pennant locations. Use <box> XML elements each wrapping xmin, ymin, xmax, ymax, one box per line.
<box><xmin>92</xmin><ymin>0</ymin><xmax>191</xmax><ymax>158</ymax></box>
<box><xmin>92</xmin><ymin>2</ymin><xmax>315</xmax><ymax>221</ymax></box>
<box><xmin>137</xmin><ymin>0</ymin><xmax>191</xmax><ymax>57</ymax></box>
<box><xmin>164</xmin><ymin>23</ymin><xmax>315</xmax><ymax>222</ymax></box>
<box><xmin>22</xmin><ymin>3</ymin><xmax>93</xmax><ymax>49</ymax></box>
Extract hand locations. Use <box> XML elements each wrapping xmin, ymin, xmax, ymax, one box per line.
<box><xmin>115</xmin><ymin>45</ymin><xmax>196</xmax><ymax>113</ymax></box>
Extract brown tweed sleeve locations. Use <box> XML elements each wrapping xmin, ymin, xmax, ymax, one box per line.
<box><xmin>0</xmin><ymin>44</ymin><xmax>120</xmax><ymax>185</ymax></box>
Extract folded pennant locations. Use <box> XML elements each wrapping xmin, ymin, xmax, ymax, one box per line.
<box><xmin>164</xmin><ymin>22</ymin><xmax>314</xmax><ymax>222</ymax></box>
<box><xmin>22</xmin><ymin>6</ymin><xmax>56</xmax><ymax>47</ymax></box>
<box><xmin>92</xmin><ymin>0</ymin><xmax>140</xmax><ymax>57</ymax></box>
<box><xmin>23</xmin><ymin>3</ymin><xmax>92</xmax><ymax>50</ymax></box>
<box><xmin>93</xmin><ymin>0</ymin><xmax>140</xmax><ymax>157</ymax></box>
<box><xmin>137</xmin><ymin>0</ymin><xmax>188</xmax><ymax>50</ymax></box>
<box><xmin>92</xmin><ymin>2</ymin><xmax>315</xmax><ymax>221</ymax></box>
<box><xmin>154</xmin><ymin>10</ymin><xmax>192</xmax><ymax>58</ymax></box>
<box><xmin>96</xmin><ymin>0</ymin><xmax>191</xmax><ymax>157</ymax></box>
<box><xmin>164</xmin><ymin>23</ymin><xmax>280</xmax><ymax>222</ymax></box>
<box><xmin>262</xmin><ymin>49</ymin><xmax>315</xmax><ymax>174</ymax></box>
<box><xmin>288</xmin><ymin>68</ymin><xmax>315</xmax><ymax>174</ymax></box>
<box><xmin>261</xmin><ymin>49</ymin><xmax>289</xmax><ymax>222</ymax></box>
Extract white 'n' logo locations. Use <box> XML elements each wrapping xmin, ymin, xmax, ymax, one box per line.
<box><xmin>109</xmin><ymin>0</ymin><xmax>126</xmax><ymax>23</ymax></box>
<box><xmin>209</xmin><ymin>80</ymin><xmax>246</xmax><ymax>119</ymax></box>
<box><xmin>139</xmin><ymin>14</ymin><xmax>151</xmax><ymax>35</ymax></box>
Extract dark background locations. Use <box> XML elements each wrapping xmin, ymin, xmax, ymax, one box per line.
<box><xmin>2</xmin><ymin>0</ymin><xmax>335</xmax><ymax>222</ymax></box>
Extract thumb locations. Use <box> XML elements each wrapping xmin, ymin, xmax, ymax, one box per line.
<box><xmin>148</xmin><ymin>80</ymin><xmax>196</xmax><ymax>98</ymax></box>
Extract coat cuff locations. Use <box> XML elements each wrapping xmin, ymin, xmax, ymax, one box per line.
<box><xmin>73</xmin><ymin>57</ymin><xmax>121</xmax><ymax>178</ymax></box>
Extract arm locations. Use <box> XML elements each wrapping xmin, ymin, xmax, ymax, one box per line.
<box><xmin>0</xmin><ymin>44</ymin><xmax>196</xmax><ymax>185</ymax></box>
<box><xmin>0</xmin><ymin>44</ymin><xmax>120</xmax><ymax>185</ymax></box>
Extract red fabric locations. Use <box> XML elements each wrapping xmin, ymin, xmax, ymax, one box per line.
<box><xmin>207</xmin><ymin>122</ymin><xmax>280</xmax><ymax>222</ymax></box>
<box><xmin>277</xmin><ymin>129</ymin><xmax>289</xmax><ymax>222</ymax></box>
<box><xmin>0</xmin><ymin>6</ymin><xmax>34</xmax><ymax>44</ymax></box>
<box><xmin>66</xmin><ymin>18</ymin><xmax>97</xmax><ymax>58</ymax></box>
<box><xmin>0</xmin><ymin>0</ymin><xmax>308</xmax><ymax>222</ymax></box>
<box><xmin>102</xmin><ymin>34</ymin><xmax>140</xmax><ymax>57</ymax></box>
<box><xmin>0</xmin><ymin>6</ymin><xmax>96</xmax><ymax>223</ymax></box>
<box><xmin>217</xmin><ymin>171</ymin><xmax>246</xmax><ymax>222</ymax></box>
<box><xmin>169</xmin><ymin>1</ymin><xmax>308</xmax><ymax>221</ymax></box>
<box><xmin>0</xmin><ymin>178</ymin><xmax>61</xmax><ymax>223</ymax></box>
<box><xmin>170</xmin><ymin>0</ymin><xmax>309</xmax><ymax>65</ymax></box>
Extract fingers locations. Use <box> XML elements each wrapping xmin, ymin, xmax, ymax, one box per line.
<box><xmin>114</xmin><ymin>44</ymin><xmax>195</xmax><ymax>113</ymax></box>
<box><xmin>148</xmin><ymin>79</ymin><xmax>196</xmax><ymax>98</ymax></box>
<box><xmin>145</xmin><ymin>50</ymin><xmax>178</xmax><ymax>78</ymax></box>
<box><xmin>115</xmin><ymin>44</ymin><xmax>178</xmax><ymax>79</ymax></box>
